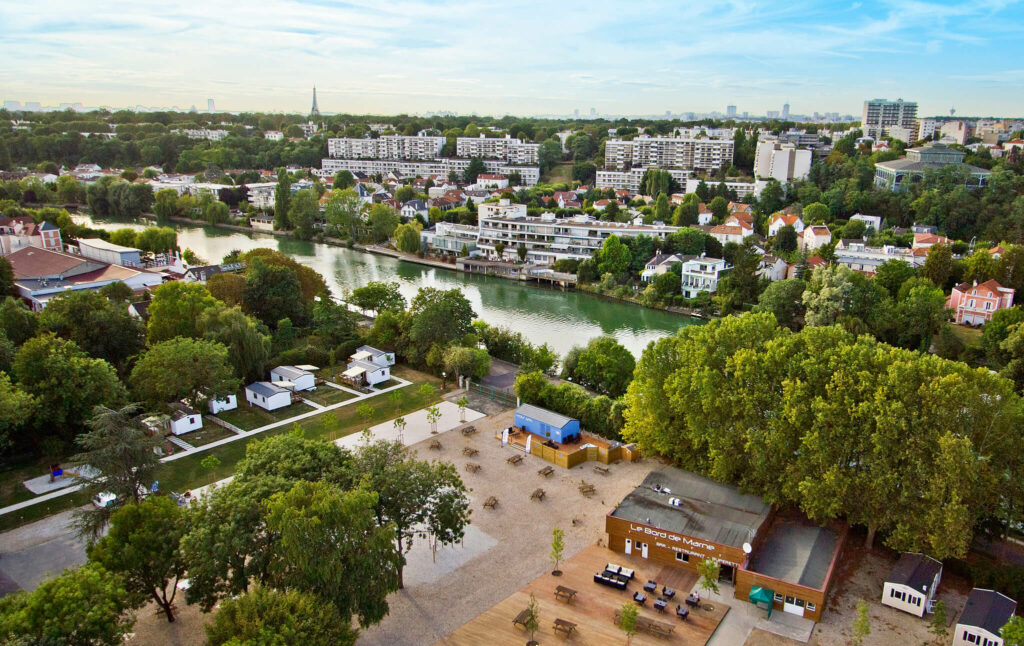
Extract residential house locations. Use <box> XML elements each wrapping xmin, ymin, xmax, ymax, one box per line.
<box><xmin>0</xmin><ymin>217</ymin><xmax>62</xmax><ymax>256</ymax></box>
<box><xmin>208</xmin><ymin>394</ymin><xmax>238</xmax><ymax>415</ymax></box>
<box><xmin>421</xmin><ymin>222</ymin><xmax>479</xmax><ymax>256</ymax></box>
<box><xmin>167</xmin><ymin>403</ymin><xmax>203</xmax><ymax>436</ymax></box>
<box><xmin>799</xmin><ymin>226</ymin><xmax>832</xmax><ymax>252</ymax></box>
<box><xmin>768</xmin><ymin>213</ymin><xmax>805</xmax><ymax>237</ymax></box>
<box><xmin>245</xmin><ymin>382</ymin><xmax>292</xmax><ymax>411</ymax></box>
<box><xmin>709</xmin><ymin>224</ymin><xmax>749</xmax><ymax>245</ymax></box>
<box><xmin>947</xmin><ymin>280</ymin><xmax>1016</xmax><ymax>326</ymax></box>
<box><xmin>344</xmin><ymin>349</ymin><xmax>392</xmax><ymax>387</ymax></box>
<box><xmin>128</xmin><ymin>300</ymin><xmax>150</xmax><ymax>322</ymax></box>
<box><xmin>881</xmin><ymin>553</ymin><xmax>942</xmax><ymax>618</ymax></box>
<box><xmin>401</xmin><ymin>200</ymin><xmax>428</xmax><ymax>219</ymax></box>
<box><xmin>835</xmin><ymin>241</ymin><xmax>926</xmax><ymax>274</ymax></box>
<box><xmin>913</xmin><ymin>232</ymin><xmax>951</xmax><ymax>249</ymax></box>
<box><xmin>989</xmin><ymin>245</ymin><xmax>1006</xmax><ymax>260</ymax></box>
<box><xmin>724</xmin><ymin>212</ymin><xmax>754</xmax><ymax>229</ymax></box>
<box><xmin>758</xmin><ymin>255</ymin><xmax>790</xmax><ymax>282</ymax></box>
<box><xmin>953</xmin><ymin>589</ymin><xmax>1016</xmax><ymax>646</ymax></box>
<box><xmin>850</xmin><ymin>213</ymin><xmax>883</xmax><ymax>232</ymax></box>
<box><xmin>681</xmin><ymin>256</ymin><xmax>731</xmax><ymax>298</ymax></box>
<box><xmin>350</xmin><ymin>345</ymin><xmax>396</xmax><ymax>368</ymax></box>
<box><xmin>640</xmin><ymin>253</ymin><xmax>683</xmax><ymax>282</ymax></box>
<box><xmin>697</xmin><ymin>205</ymin><xmax>713</xmax><ymax>226</ymax></box>
<box><xmin>475</xmin><ymin>174</ymin><xmax>509</xmax><ymax>189</ymax></box>
<box><xmin>270</xmin><ymin>365</ymin><xmax>317</xmax><ymax>392</ymax></box>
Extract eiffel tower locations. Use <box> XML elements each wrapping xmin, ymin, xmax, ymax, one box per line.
<box><xmin>310</xmin><ymin>86</ymin><xmax>320</xmax><ymax>119</ymax></box>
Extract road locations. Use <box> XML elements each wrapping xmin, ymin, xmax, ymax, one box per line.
<box><xmin>0</xmin><ymin>508</ymin><xmax>89</xmax><ymax>596</ymax></box>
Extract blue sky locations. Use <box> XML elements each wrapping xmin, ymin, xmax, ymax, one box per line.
<box><xmin>2</xmin><ymin>0</ymin><xmax>1023</xmax><ymax>117</ymax></box>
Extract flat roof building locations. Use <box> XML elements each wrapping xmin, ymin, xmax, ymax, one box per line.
<box><xmin>874</xmin><ymin>143</ymin><xmax>991</xmax><ymax>191</ymax></box>
<box><xmin>862</xmin><ymin>98</ymin><xmax>917</xmax><ymax>140</ymax></box>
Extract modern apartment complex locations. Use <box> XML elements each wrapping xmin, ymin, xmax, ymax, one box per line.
<box><xmin>475</xmin><ymin>199</ymin><xmax>677</xmax><ymax>264</ymax></box>
<box><xmin>874</xmin><ymin>143</ymin><xmax>991</xmax><ymax>191</ymax></box>
<box><xmin>456</xmin><ymin>135</ymin><xmax>539</xmax><ymax>164</ymax></box>
<box><xmin>604</xmin><ymin>135</ymin><xmax>734</xmax><ymax>173</ymax></box>
<box><xmin>327</xmin><ymin>134</ymin><xmax>445</xmax><ymax>160</ymax></box>
<box><xmin>595</xmin><ymin>167</ymin><xmax>691</xmax><ymax>192</ymax></box>
<box><xmin>420</xmin><ymin>221</ymin><xmax>480</xmax><ymax>256</ymax></box>
<box><xmin>754</xmin><ymin>141</ymin><xmax>813</xmax><ymax>182</ymax></box>
<box><xmin>861</xmin><ymin>98</ymin><xmax>918</xmax><ymax>139</ymax></box>
<box><xmin>319</xmin><ymin>158</ymin><xmax>540</xmax><ymax>185</ymax></box>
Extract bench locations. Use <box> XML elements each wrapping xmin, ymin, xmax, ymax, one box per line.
<box><xmin>604</xmin><ymin>563</ymin><xmax>635</xmax><ymax>580</ymax></box>
<box><xmin>483</xmin><ymin>496</ymin><xmax>498</xmax><ymax>509</ymax></box>
<box><xmin>579</xmin><ymin>483</ymin><xmax>596</xmax><ymax>497</ymax></box>
<box><xmin>462</xmin><ymin>446</ymin><xmax>478</xmax><ymax>457</ymax></box>
<box><xmin>512</xmin><ymin>608</ymin><xmax>530</xmax><ymax>630</ymax></box>
<box><xmin>554</xmin><ymin>585</ymin><xmax>577</xmax><ymax>603</ymax></box>
<box><xmin>465</xmin><ymin>462</ymin><xmax>481</xmax><ymax>473</ymax></box>
<box><xmin>594</xmin><ymin>465</ymin><xmax>610</xmax><ymax>476</ymax></box>
<box><xmin>538</xmin><ymin>465</ymin><xmax>554</xmax><ymax>477</ymax></box>
<box><xmin>506</xmin><ymin>454</ymin><xmax>523</xmax><ymax>466</ymax></box>
<box><xmin>594</xmin><ymin>571</ymin><xmax>628</xmax><ymax>590</ymax></box>
<box><xmin>428</xmin><ymin>439</ymin><xmax>442</xmax><ymax>451</ymax></box>
<box><xmin>553</xmin><ymin>618</ymin><xmax>577</xmax><ymax>637</ymax></box>
<box><xmin>531</xmin><ymin>488</ymin><xmax>546</xmax><ymax>501</ymax></box>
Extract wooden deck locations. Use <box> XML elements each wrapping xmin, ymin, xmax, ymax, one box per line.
<box><xmin>435</xmin><ymin>545</ymin><xmax>729</xmax><ymax>646</ymax></box>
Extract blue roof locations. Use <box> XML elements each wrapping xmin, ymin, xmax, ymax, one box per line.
<box><xmin>39</xmin><ymin>221</ymin><xmax>59</xmax><ymax>231</ymax></box>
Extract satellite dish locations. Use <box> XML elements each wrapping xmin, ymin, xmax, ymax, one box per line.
<box><xmin>742</xmin><ymin>542</ymin><xmax>753</xmax><ymax>554</ymax></box>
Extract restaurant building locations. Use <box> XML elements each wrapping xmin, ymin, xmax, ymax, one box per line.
<box><xmin>606</xmin><ymin>469</ymin><xmax>845</xmax><ymax>622</ymax></box>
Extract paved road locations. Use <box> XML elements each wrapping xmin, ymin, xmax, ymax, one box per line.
<box><xmin>0</xmin><ymin>508</ymin><xmax>89</xmax><ymax>596</ymax></box>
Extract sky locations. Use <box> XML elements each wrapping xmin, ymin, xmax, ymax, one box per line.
<box><xmin>2</xmin><ymin>0</ymin><xmax>1023</xmax><ymax>118</ymax></box>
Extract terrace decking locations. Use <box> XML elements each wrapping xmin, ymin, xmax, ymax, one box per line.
<box><xmin>436</xmin><ymin>545</ymin><xmax>728</xmax><ymax>646</ymax></box>
<box><xmin>496</xmin><ymin>426</ymin><xmax>640</xmax><ymax>470</ymax></box>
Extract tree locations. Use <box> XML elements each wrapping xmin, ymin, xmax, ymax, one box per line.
<box><xmin>244</xmin><ymin>259</ymin><xmax>307</xmax><ymax>328</ymax></box>
<box><xmin>0</xmin><ymin>257</ymin><xmax>14</xmax><ymax>298</ymax></box>
<box><xmin>754</xmin><ymin>279</ymin><xmax>806</xmax><ymax>329</ymax></box>
<box><xmin>98</xmin><ymin>280</ymin><xmax>134</xmax><ymax>303</ymax></box>
<box><xmin>72</xmin><ymin>404</ymin><xmax>162</xmax><ymax>541</ymax></box>
<box><xmin>407</xmin><ymin>287</ymin><xmax>476</xmax><ymax>351</ymax></box>
<box><xmin>618</xmin><ymin>601</ymin><xmax>638</xmax><ymax>645</ymax></box>
<box><xmin>134</xmin><ymin>226</ymin><xmax>178</xmax><ymax>254</ymax></box>
<box><xmin>463</xmin><ymin>157</ymin><xmax>486</xmax><ymax>184</ymax></box>
<box><xmin>851</xmin><ymin>599</ymin><xmax>871</xmax><ymax>646</ymax></box>
<box><xmin>204</xmin><ymin>585</ymin><xmax>357</xmax><ymax>646</ymax></box>
<box><xmin>517</xmin><ymin>243</ymin><xmax>528</xmax><ymax>262</ymax></box>
<box><xmin>894</xmin><ymin>282</ymin><xmax>949</xmax><ymax>351</ymax></box>
<box><xmin>13</xmin><ymin>334</ymin><xmax>126</xmax><ymax>442</ymax></box>
<box><xmin>524</xmin><ymin>593</ymin><xmax>540</xmax><ymax>643</ymax></box>
<box><xmin>38</xmin><ymin>290</ymin><xmax>145</xmax><ymax>370</ymax></box>
<box><xmin>350</xmin><ymin>439</ymin><xmax>471</xmax><ymax>589</ymax></box>
<box><xmin>324</xmin><ymin>188</ymin><xmax>364</xmax><ymax>240</ymax></box>
<box><xmin>774</xmin><ymin>225</ymin><xmax>798</xmax><ymax>253</ymax></box>
<box><xmin>350</xmin><ymin>280</ymin><xmax>406</xmax><ymax>315</ymax></box>
<box><xmin>88</xmin><ymin>496</ymin><xmax>186</xmax><ymax>622</ymax></box>
<box><xmin>457</xmin><ymin>395</ymin><xmax>469</xmax><ymax>422</ymax></box>
<box><xmin>367</xmin><ymin>204</ymin><xmax>400</xmax><ymax>243</ymax></box>
<box><xmin>569</xmin><ymin>336</ymin><xmax>635</xmax><ymax>398</ymax></box>
<box><xmin>394</xmin><ymin>222</ymin><xmax>422</xmax><ymax>253</ymax></box>
<box><xmin>243</xmin><ymin>249</ymin><xmax>327</xmax><ymax>305</ymax></box>
<box><xmin>550</xmin><ymin>528</ymin><xmax>565</xmax><ymax>574</ymax></box>
<box><xmin>274</xmin><ymin>168</ymin><xmax>291</xmax><ymax>230</ymax></box>
<box><xmin>0</xmin><ymin>563</ymin><xmax>134</xmax><ymax>646</ymax></box>
<box><xmin>1002</xmin><ymin>616</ymin><xmax>1024</xmax><ymax>646</ymax></box>
<box><xmin>146</xmin><ymin>281</ymin><xmax>220</xmax><ymax>343</ymax></box>
<box><xmin>206</xmin><ymin>272</ymin><xmax>247</xmax><ymax>307</ymax></box>
<box><xmin>287</xmin><ymin>188</ymin><xmax>317</xmax><ymax>240</ymax></box>
<box><xmin>264</xmin><ymin>480</ymin><xmax>401</xmax><ymax>626</ymax></box>
<box><xmin>696</xmin><ymin>559</ymin><xmax>720</xmax><ymax>598</ymax></box>
<box><xmin>874</xmin><ymin>259</ymin><xmax>916</xmax><ymax>297</ymax></box>
<box><xmin>0</xmin><ymin>374</ymin><xmax>33</xmax><ymax>453</ymax></box>
<box><xmin>199</xmin><ymin>305</ymin><xmax>272</xmax><ymax>382</ymax></box>
<box><xmin>332</xmin><ymin>170</ymin><xmax>355</xmax><ymax>190</ymax></box>
<box><xmin>601</xmin><ymin>199</ymin><xmax>621</xmax><ymax>222</ymax></box>
<box><xmin>426</xmin><ymin>405</ymin><xmax>441</xmax><ymax>434</ymax></box>
<box><xmin>928</xmin><ymin>600</ymin><xmax>948</xmax><ymax>644</ymax></box>
<box><xmin>709</xmin><ymin>196</ymin><xmax>729</xmax><ymax>222</ymax></box>
<box><xmin>653</xmin><ymin>193</ymin><xmax>670</xmax><ymax>222</ymax></box>
<box><xmin>921</xmin><ymin>244</ymin><xmax>953</xmax><ymax>287</ymax></box>
<box><xmin>357</xmin><ymin>402</ymin><xmax>374</xmax><ymax>426</ymax></box>
<box><xmin>130</xmin><ymin>337</ymin><xmax>239</xmax><ymax>409</ymax></box>
<box><xmin>152</xmin><ymin>188</ymin><xmax>178</xmax><ymax>220</ymax></box>
<box><xmin>1</xmin><ymin>296</ymin><xmax>38</xmax><ymax>345</ymax></box>
<box><xmin>597</xmin><ymin>235</ymin><xmax>631</xmax><ymax>278</ymax></box>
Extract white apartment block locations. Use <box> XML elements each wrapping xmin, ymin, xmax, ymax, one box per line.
<box><xmin>177</xmin><ymin>128</ymin><xmax>229</xmax><ymax>141</ymax></box>
<box><xmin>887</xmin><ymin>126</ymin><xmax>916</xmax><ymax>144</ymax></box>
<box><xmin>421</xmin><ymin>222</ymin><xmax>481</xmax><ymax>255</ymax></box>
<box><xmin>595</xmin><ymin>167</ymin><xmax>691</xmax><ymax>192</ymax></box>
<box><xmin>673</xmin><ymin>127</ymin><xmax>736</xmax><ymax>139</ymax></box>
<box><xmin>319</xmin><ymin>158</ymin><xmax>540</xmax><ymax>186</ymax></box>
<box><xmin>327</xmin><ymin>134</ymin><xmax>445</xmax><ymax>160</ymax></box>
<box><xmin>918</xmin><ymin>119</ymin><xmax>937</xmax><ymax>142</ymax></box>
<box><xmin>245</xmin><ymin>182</ymin><xmax>278</xmax><ymax>209</ymax></box>
<box><xmin>861</xmin><ymin>98</ymin><xmax>917</xmax><ymax>140</ymax></box>
<box><xmin>604</xmin><ymin>136</ymin><xmax>735</xmax><ymax>173</ymax></box>
<box><xmin>456</xmin><ymin>135</ymin><xmax>540</xmax><ymax>164</ymax></box>
<box><xmin>264</xmin><ymin>131</ymin><xmax>284</xmax><ymax>141</ymax></box>
<box><xmin>680</xmin><ymin>256</ymin><xmax>731</xmax><ymax>298</ymax></box>
<box><xmin>835</xmin><ymin>241</ymin><xmax>926</xmax><ymax>274</ymax></box>
<box><xmin>477</xmin><ymin>200</ymin><xmax>677</xmax><ymax>264</ymax></box>
<box><xmin>683</xmin><ymin>177</ymin><xmax>769</xmax><ymax>200</ymax></box>
<box><xmin>754</xmin><ymin>141</ymin><xmax>812</xmax><ymax>182</ymax></box>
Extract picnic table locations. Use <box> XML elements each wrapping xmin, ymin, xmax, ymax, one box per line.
<box><xmin>506</xmin><ymin>453</ymin><xmax>523</xmax><ymax>466</ymax></box>
<box><xmin>512</xmin><ymin>608</ymin><xmax>530</xmax><ymax>629</ymax></box>
<box><xmin>632</xmin><ymin>591</ymin><xmax>647</xmax><ymax>606</ymax></box>
<box><xmin>614</xmin><ymin>609</ymin><xmax>676</xmax><ymax>636</ymax></box>
<box><xmin>531</xmin><ymin>488</ymin><xmax>546</xmax><ymax>501</ymax></box>
<box><xmin>644</xmin><ymin>580</ymin><xmax>658</xmax><ymax>593</ymax></box>
<box><xmin>483</xmin><ymin>496</ymin><xmax>498</xmax><ymax>509</ymax></box>
<box><xmin>654</xmin><ymin>597</ymin><xmax>668</xmax><ymax>612</ymax></box>
<box><xmin>675</xmin><ymin>604</ymin><xmax>690</xmax><ymax>620</ymax></box>
<box><xmin>553</xmin><ymin>618</ymin><xmax>577</xmax><ymax>637</ymax></box>
<box><xmin>462</xmin><ymin>446</ymin><xmax>479</xmax><ymax>457</ymax></box>
<box><xmin>461</xmin><ymin>425</ymin><xmax>477</xmax><ymax>436</ymax></box>
<box><xmin>685</xmin><ymin>592</ymin><xmax>700</xmax><ymax>608</ymax></box>
<box><xmin>578</xmin><ymin>483</ymin><xmax>596</xmax><ymax>497</ymax></box>
<box><xmin>465</xmin><ymin>462</ymin><xmax>481</xmax><ymax>473</ymax></box>
<box><xmin>594</xmin><ymin>465</ymin><xmax>610</xmax><ymax>476</ymax></box>
<box><xmin>538</xmin><ymin>465</ymin><xmax>554</xmax><ymax>477</ymax></box>
<box><xmin>554</xmin><ymin>585</ymin><xmax>577</xmax><ymax>603</ymax></box>
<box><xmin>428</xmin><ymin>439</ymin><xmax>442</xmax><ymax>451</ymax></box>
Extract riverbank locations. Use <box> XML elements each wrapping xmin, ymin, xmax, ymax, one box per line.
<box><xmin>576</xmin><ymin>282</ymin><xmax>712</xmax><ymax>319</ymax></box>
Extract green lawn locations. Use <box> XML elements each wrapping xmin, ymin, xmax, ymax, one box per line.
<box><xmin>303</xmin><ymin>386</ymin><xmax>357</xmax><ymax>407</ymax></box>
<box><xmin>214</xmin><ymin>397</ymin><xmax>316</xmax><ymax>431</ymax></box>
<box><xmin>949</xmin><ymin>323</ymin><xmax>983</xmax><ymax>348</ymax></box>
<box><xmin>542</xmin><ymin>162</ymin><xmax>574</xmax><ymax>185</ymax></box>
<box><xmin>178</xmin><ymin>424</ymin><xmax>238</xmax><ymax>448</ymax></box>
<box><xmin>0</xmin><ymin>366</ymin><xmax>446</xmax><ymax>532</ymax></box>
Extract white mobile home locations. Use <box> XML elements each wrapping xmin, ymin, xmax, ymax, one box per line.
<box><xmin>245</xmin><ymin>382</ymin><xmax>292</xmax><ymax>411</ymax></box>
<box><xmin>343</xmin><ymin>360</ymin><xmax>390</xmax><ymax>386</ymax></box>
<box><xmin>270</xmin><ymin>365</ymin><xmax>316</xmax><ymax>392</ymax></box>
<box><xmin>169</xmin><ymin>404</ymin><xmax>203</xmax><ymax>435</ymax></box>
<box><xmin>954</xmin><ymin>589</ymin><xmax>1016</xmax><ymax>646</ymax></box>
<box><xmin>881</xmin><ymin>553</ymin><xmax>942</xmax><ymax>617</ymax></box>
<box><xmin>208</xmin><ymin>394</ymin><xmax>238</xmax><ymax>414</ymax></box>
<box><xmin>350</xmin><ymin>346</ymin><xmax>395</xmax><ymax>368</ymax></box>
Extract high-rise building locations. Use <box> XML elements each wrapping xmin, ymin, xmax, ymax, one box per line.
<box><xmin>861</xmin><ymin>98</ymin><xmax>917</xmax><ymax>139</ymax></box>
<box><xmin>726</xmin><ymin>105</ymin><xmax>737</xmax><ymax>118</ymax></box>
<box><xmin>310</xmin><ymin>86</ymin><xmax>320</xmax><ymax>119</ymax></box>
<box><xmin>207</xmin><ymin>98</ymin><xmax>215</xmax><ymax>113</ymax></box>
<box><xmin>589</xmin><ymin>107</ymin><xmax>597</xmax><ymax>117</ymax></box>
<box><xmin>782</xmin><ymin>103</ymin><xmax>790</xmax><ymax>119</ymax></box>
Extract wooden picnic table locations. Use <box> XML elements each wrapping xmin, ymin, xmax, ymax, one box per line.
<box><xmin>538</xmin><ymin>465</ymin><xmax>554</xmax><ymax>477</ymax></box>
<box><xmin>512</xmin><ymin>608</ymin><xmax>530</xmax><ymax>629</ymax></box>
<box><xmin>531</xmin><ymin>488</ymin><xmax>546</xmax><ymax>501</ymax></box>
<box><xmin>594</xmin><ymin>465</ymin><xmax>610</xmax><ymax>476</ymax></box>
<box><xmin>465</xmin><ymin>462</ymin><xmax>481</xmax><ymax>473</ymax></box>
<box><xmin>506</xmin><ymin>453</ymin><xmax>523</xmax><ymax>466</ymax></box>
<box><xmin>553</xmin><ymin>618</ymin><xmax>577</xmax><ymax>637</ymax></box>
<box><xmin>483</xmin><ymin>496</ymin><xmax>498</xmax><ymax>509</ymax></box>
<box><xmin>554</xmin><ymin>585</ymin><xmax>577</xmax><ymax>603</ymax></box>
<box><xmin>461</xmin><ymin>425</ymin><xmax>477</xmax><ymax>436</ymax></box>
<box><xmin>428</xmin><ymin>439</ymin><xmax>442</xmax><ymax>450</ymax></box>
<box><xmin>462</xmin><ymin>446</ymin><xmax>479</xmax><ymax>457</ymax></box>
<box><xmin>578</xmin><ymin>483</ymin><xmax>596</xmax><ymax>497</ymax></box>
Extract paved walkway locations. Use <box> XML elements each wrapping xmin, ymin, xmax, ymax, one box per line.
<box><xmin>335</xmin><ymin>400</ymin><xmax>485</xmax><ymax>451</ymax></box>
<box><xmin>0</xmin><ymin>376</ymin><xmax>412</xmax><ymax>517</ymax></box>
<box><xmin>167</xmin><ymin>436</ymin><xmax>195</xmax><ymax>452</ymax></box>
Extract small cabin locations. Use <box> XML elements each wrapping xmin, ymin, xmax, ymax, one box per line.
<box><xmin>245</xmin><ymin>382</ymin><xmax>292</xmax><ymax>411</ymax></box>
<box><xmin>344</xmin><ymin>360</ymin><xmax>390</xmax><ymax>386</ymax></box>
<box><xmin>881</xmin><ymin>553</ymin><xmax>942</xmax><ymax>617</ymax></box>
<box><xmin>954</xmin><ymin>588</ymin><xmax>1016</xmax><ymax>646</ymax></box>
<box><xmin>350</xmin><ymin>345</ymin><xmax>396</xmax><ymax>368</ymax></box>
<box><xmin>168</xmin><ymin>403</ymin><xmax>202</xmax><ymax>435</ymax></box>
<box><xmin>270</xmin><ymin>365</ymin><xmax>317</xmax><ymax>392</ymax></box>
<box><xmin>208</xmin><ymin>394</ymin><xmax>238</xmax><ymax>414</ymax></box>
<box><xmin>514</xmin><ymin>403</ymin><xmax>580</xmax><ymax>443</ymax></box>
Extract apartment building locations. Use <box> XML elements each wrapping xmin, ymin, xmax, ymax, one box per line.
<box><xmin>754</xmin><ymin>142</ymin><xmax>813</xmax><ymax>182</ymax></box>
<box><xmin>245</xmin><ymin>182</ymin><xmax>278</xmax><ymax>210</ymax></box>
<box><xmin>176</xmin><ymin>128</ymin><xmax>229</xmax><ymax>141</ymax></box>
<box><xmin>327</xmin><ymin>134</ymin><xmax>445</xmax><ymax>160</ymax></box>
<box><xmin>420</xmin><ymin>221</ymin><xmax>480</xmax><ymax>256</ymax></box>
<box><xmin>476</xmin><ymin>200</ymin><xmax>678</xmax><ymax>264</ymax></box>
<box><xmin>940</xmin><ymin>121</ymin><xmax>975</xmax><ymax>146</ymax></box>
<box><xmin>834</xmin><ymin>241</ymin><xmax>927</xmax><ymax>274</ymax></box>
<box><xmin>456</xmin><ymin>135</ymin><xmax>540</xmax><ymax>164</ymax></box>
<box><xmin>595</xmin><ymin>167</ymin><xmax>691</xmax><ymax>193</ymax></box>
<box><xmin>683</xmin><ymin>177</ymin><xmax>768</xmax><ymax>199</ymax></box>
<box><xmin>862</xmin><ymin>98</ymin><xmax>918</xmax><ymax>140</ymax></box>
<box><xmin>319</xmin><ymin>158</ymin><xmax>540</xmax><ymax>186</ymax></box>
<box><xmin>874</xmin><ymin>143</ymin><xmax>990</xmax><ymax>191</ymax></box>
<box><xmin>680</xmin><ymin>256</ymin><xmax>731</xmax><ymax>298</ymax></box>
<box><xmin>604</xmin><ymin>135</ymin><xmax>735</xmax><ymax>173</ymax></box>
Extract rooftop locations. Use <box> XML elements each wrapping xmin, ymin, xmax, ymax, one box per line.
<box><xmin>515</xmin><ymin>403</ymin><xmax>575</xmax><ymax>429</ymax></box>
<box><xmin>246</xmin><ymin>381</ymin><xmax>289</xmax><ymax>398</ymax></box>
<box><xmin>746</xmin><ymin>518</ymin><xmax>839</xmax><ymax>590</ymax></box>
<box><xmin>77</xmin><ymin>238</ymin><xmax>140</xmax><ymax>253</ymax></box>
<box><xmin>887</xmin><ymin>553</ymin><xmax>942</xmax><ymax>593</ymax></box>
<box><xmin>609</xmin><ymin>469</ymin><xmax>771</xmax><ymax>550</ymax></box>
<box><xmin>272</xmin><ymin>365</ymin><xmax>312</xmax><ymax>380</ymax></box>
<box><xmin>959</xmin><ymin>589</ymin><xmax>1017</xmax><ymax>634</ymax></box>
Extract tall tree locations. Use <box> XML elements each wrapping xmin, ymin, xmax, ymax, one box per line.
<box><xmin>0</xmin><ymin>257</ymin><xmax>15</xmax><ymax>297</ymax></box>
<box><xmin>130</xmin><ymin>337</ymin><xmax>239</xmax><ymax>409</ymax></box>
<box><xmin>287</xmin><ymin>188</ymin><xmax>317</xmax><ymax>240</ymax></box>
<box><xmin>407</xmin><ymin>287</ymin><xmax>476</xmax><ymax>350</ymax></box>
<box><xmin>0</xmin><ymin>373</ymin><xmax>34</xmax><ymax>453</ymax></box>
<box><xmin>921</xmin><ymin>243</ymin><xmax>954</xmax><ymax>288</ymax></box>
<box><xmin>38</xmin><ymin>290</ymin><xmax>145</xmax><ymax>370</ymax></box>
<box><xmin>0</xmin><ymin>296</ymin><xmax>37</xmax><ymax>345</ymax></box>
<box><xmin>568</xmin><ymin>336</ymin><xmax>635</xmax><ymax>398</ymax></box>
<box><xmin>145</xmin><ymin>281</ymin><xmax>220</xmax><ymax>343</ymax></box>
<box><xmin>199</xmin><ymin>305</ymin><xmax>272</xmax><ymax>382</ymax></box>
<box><xmin>349</xmin><ymin>281</ymin><xmax>406</xmax><ymax>315</ymax></box>
<box><xmin>244</xmin><ymin>259</ymin><xmax>307</xmax><ymax>328</ymax></box>
<box><xmin>597</xmin><ymin>235</ymin><xmax>631</xmax><ymax>277</ymax></box>
<box><xmin>274</xmin><ymin>168</ymin><xmax>291</xmax><ymax>230</ymax></box>
<box><xmin>204</xmin><ymin>585</ymin><xmax>357</xmax><ymax>646</ymax></box>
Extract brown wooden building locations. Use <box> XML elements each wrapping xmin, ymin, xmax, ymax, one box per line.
<box><xmin>606</xmin><ymin>469</ymin><xmax>845</xmax><ymax>623</ymax></box>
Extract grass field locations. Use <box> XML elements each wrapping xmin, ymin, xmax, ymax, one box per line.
<box><xmin>303</xmin><ymin>386</ymin><xmax>357</xmax><ymax>406</ymax></box>
<box><xmin>0</xmin><ymin>366</ymin><xmax>446</xmax><ymax>532</ymax></box>
<box><xmin>541</xmin><ymin>162</ymin><xmax>573</xmax><ymax>185</ymax></box>
<box><xmin>949</xmin><ymin>323</ymin><xmax>983</xmax><ymax>348</ymax></box>
<box><xmin>177</xmin><ymin>424</ymin><xmax>238</xmax><ymax>448</ymax></box>
<box><xmin>214</xmin><ymin>396</ymin><xmax>316</xmax><ymax>431</ymax></box>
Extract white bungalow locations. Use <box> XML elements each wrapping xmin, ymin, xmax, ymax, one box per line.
<box><xmin>270</xmin><ymin>365</ymin><xmax>317</xmax><ymax>391</ymax></box>
<box><xmin>954</xmin><ymin>589</ymin><xmax>1016</xmax><ymax>646</ymax></box>
<box><xmin>350</xmin><ymin>346</ymin><xmax>396</xmax><ymax>368</ymax></box>
<box><xmin>344</xmin><ymin>360</ymin><xmax>390</xmax><ymax>386</ymax></box>
<box><xmin>245</xmin><ymin>382</ymin><xmax>292</xmax><ymax>411</ymax></box>
<box><xmin>881</xmin><ymin>553</ymin><xmax>942</xmax><ymax>617</ymax></box>
<box><xmin>168</xmin><ymin>404</ymin><xmax>203</xmax><ymax>435</ymax></box>
<box><xmin>208</xmin><ymin>394</ymin><xmax>238</xmax><ymax>414</ymax></box>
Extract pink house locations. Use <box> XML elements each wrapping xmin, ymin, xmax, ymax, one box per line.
<box><xmin>947</xmin><ymin>279</ymin><xmax>1016</xmax><ymax>326</ymax></box>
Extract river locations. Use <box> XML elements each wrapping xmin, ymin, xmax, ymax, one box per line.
<box><xmin>72</xmin><ymin>215</ymin><xmax>699</xmax><ymax>358</ymax></box>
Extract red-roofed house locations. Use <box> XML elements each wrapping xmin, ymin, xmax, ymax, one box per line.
<box><xmin>768</xmin><ymin>213</ymin><xmax>806</xmax><ymax>237</ymax></box>
<box><xmin>948</xmin><ymin>280</ymin><xmax>1015</xmax><ymax>326</ymax></box>
<box><xmin>988</xmin><ymin>245</ymin><xmax>1006</xmax><ymax>259</ymax></box>
<box><xmin>725</xmin><ymin>212</ymin><xmax>754</xmax><ymax>228</ymax></box>
<box><xmin>729</xmin><ymin>202</ymin><xmax>753</xmax><ymax>213</ymax></box>
<box><xmin>913</xmin><ymin>233</ymin><xmax>951</xmax><ymax>249</ymax></box>
<box><xmin>799</xmin><ymin>226</ymin><xmax>832</xmax><ymax>252</ymax></box>
<box><xmin>709</xmin><ymin>224</ymin><xmax>748</xmax><ymax>245</ymax></box>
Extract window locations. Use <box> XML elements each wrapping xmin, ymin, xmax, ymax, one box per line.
<box><xmin>969</xmin><ymin>299</ymin><xmax>976</xmax><ymax>308</ymax></box>
<box><xmin>774</xmin><ymin>592</ymin><xmax>784</xmax><ymax>602</ymax></box>
<box><xmin>985</xmin><ymin>302</ymin><xmax>992</xmax><ymax>310</ymax></box>
<box><xmin>675</xmin><ymin>551</ymin><xmax>689</xmax><ymax>563</ymax></box>
<box><xmin>806</xmin><ymin>602</ymin><xmax>816</xmax><ymax>612</ymax></box>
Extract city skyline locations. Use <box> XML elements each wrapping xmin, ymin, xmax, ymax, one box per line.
<box><xmin>1</xmin><ymin>0</ymin><xmax>1023</xmax><ymax>117</ymax></box>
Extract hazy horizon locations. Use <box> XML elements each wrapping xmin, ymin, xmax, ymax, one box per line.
<box><xmin>2</xmin><ymin>0</ymin><xmax>1023</xmax><ymax>118</ymax></box>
